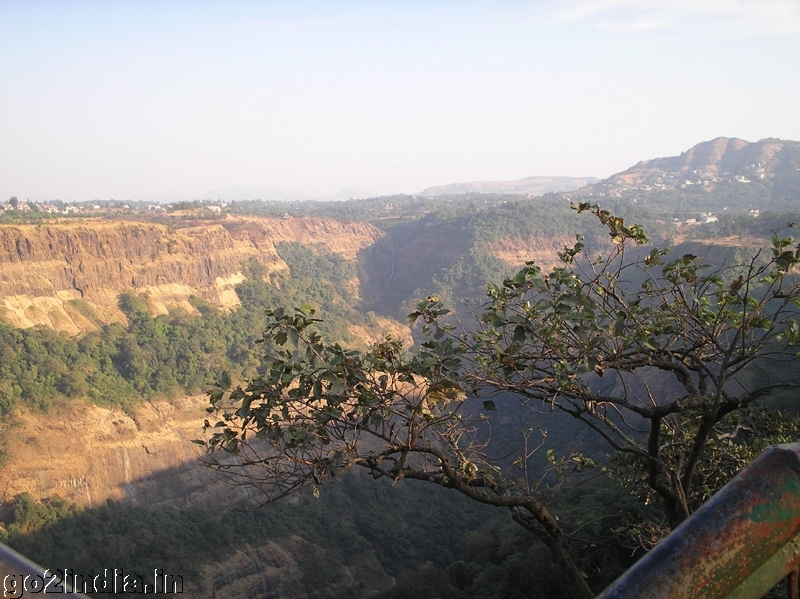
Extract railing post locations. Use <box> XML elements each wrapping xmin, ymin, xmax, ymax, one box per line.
<box><xmin>789</xmin><ymin>568</ymin><xmax>799</xmax><ymax>599</ymax></box>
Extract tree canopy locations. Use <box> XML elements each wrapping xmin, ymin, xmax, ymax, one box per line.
<box><xmin>203</xmin><ymin>204</ymin><xmax>800</xmax><ymax>598</ymax></box>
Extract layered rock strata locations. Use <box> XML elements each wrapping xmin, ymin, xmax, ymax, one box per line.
<box><xmin>0</xmin><ymin>217</ymin><xmax>383</xmax><ymax>334</ymax></box>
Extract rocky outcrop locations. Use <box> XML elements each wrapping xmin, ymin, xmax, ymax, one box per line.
<box><xmin>0</xmin><ymin>217</ymin><xmax>383</xmax><ymax>334</ymax></box>
<box><xmin>486</xmin><ymin>234</ymin><xmax>575</xmax><ymax>270</ymax></box>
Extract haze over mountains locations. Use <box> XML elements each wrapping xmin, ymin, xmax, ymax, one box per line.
<box><xmin>410</xmin><ymin>136</ymin><xmax>797</xmax><ymax>201</ymax></box>
<box><xmin>192</xmin><ymin>178</ymin><xmax>598</xmax><ymax>202</ymax></box>
<box><xmin>142</xmin><ymin>186</ymin><xmax>384</xmax><ymax>204</ymax></box>
<box><xmin>418</xmin><ymin>175</ymin><xmax>599</xmax><ymax>197</ymax></box>
<box><xmin>130</xmin><ymin>137</ymin><xmax>799</xmax><ymax>204</ymax></box>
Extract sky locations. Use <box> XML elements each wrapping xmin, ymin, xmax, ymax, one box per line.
<box><xmin>1</xmin><ymin>0</ymin><xmax>799</xmax><ymax>203</ymax></box>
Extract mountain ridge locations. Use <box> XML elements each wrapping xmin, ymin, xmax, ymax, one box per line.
<box><xmin>419</xmin><ymin>175</ymin><xmax>598</xmax><ymax>197</ymax></box>
<box><xmin>570</xmin><ymin>137</ymin><xmax>800</xmax><ymax>210</ymax></box>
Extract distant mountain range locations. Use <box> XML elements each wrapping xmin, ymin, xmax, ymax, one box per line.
<box><xmin>418</xmin><ymin>175</ymin><xmax>599</xmax><ymax>197</ymax></box>
<box><xmin>200</xmin><ymin>179</ymin><xmax>600</xmax><ymax>202</ymax></box>
<box><xmin>146</xmin><ymin>137</ymin><xmax>798</xmax><ymax>207</ymax></box>
<box><xmin>416</xmin><ymin>137</ymin><xmax>800</xmax><ymax>207</ymax></box>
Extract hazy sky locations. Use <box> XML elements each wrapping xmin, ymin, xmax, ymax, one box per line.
<box><xmin>1</xmin><ymin>1</ymin><xmax>799</xmax><ymax>202</ymax></box>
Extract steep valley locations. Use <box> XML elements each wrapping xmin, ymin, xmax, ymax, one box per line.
<box><xmin>0</xmin><ymin>212</ymin><xmax>581</xmax><ymax>508</ymax></box>
<box><xmin>0</xmin><ymin>210</ymin><xmax>776</xmax><ymax>511</ymax></box>
<box><xmin>0</xmin><ymin>212</ymin><xmax>564</xmax><ymax>598</ymax></box>
<box><xmin>0</xmin><ymin>184</ymin><xmax>791</xmax><ymax>597</ymax></box>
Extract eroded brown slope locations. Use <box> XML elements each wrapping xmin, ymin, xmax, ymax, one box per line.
<box><xmin>487</xmin><ymin>234</ymin><xmax>575</xmax><ymax>270</ymax></box>
<box><xmin>0</xmin><ymin>396</ymin><xmax>217</xmax><ymax>509</ymax></box>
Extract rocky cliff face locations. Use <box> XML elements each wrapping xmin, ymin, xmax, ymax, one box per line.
<box><xmin>0</xmin><ymin>394</ymin><xmax>396</xmax><ymax>598</ymax></box>
<box><xmin>0</xmin><ymin>216</ymin><xmax>383</xmax><ymax>335</ymax></box>
<box><xmin>0</xmin><ymin>395</ymin><xmax>217</xmax><ymax>509</ymax></box>
<box><xmin>486</xmin><ymin>234</ymin><xmax>576</xmax><ymax>271</ymax></box>
<box><xmin>0</xmin><ymin>213</ymin><xmax>400</xmax><ymax>513</ymax></box>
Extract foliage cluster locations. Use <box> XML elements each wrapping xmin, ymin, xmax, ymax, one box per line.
<box><xmin>0</xmin><ymin>303</ymin><xmax>238</xmax><ymax>414</ymax></box>
<box><xmin>377</xmin><ymin>485</ymin><xmax>643</xmax><ymax>599</ymax></box>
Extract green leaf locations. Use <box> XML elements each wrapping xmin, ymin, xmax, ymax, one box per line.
<box><xmin>573</xmin><ymin>325</ymin><xmax>589</xmax><ymax>344</ymax></box>
<box><xmin>613</xmin><ymin>315</ymin><xmax>626</xmax><ymax>337</ymax></box>
<box><xmin>219</xmin><ymin>371</ymin><xmax>231</xmax><ymax>391</ymax></box>
<box><xmin>321</xmin><ymin>372</ymin><xmax>345</xmax><ymax>395</ymax></box>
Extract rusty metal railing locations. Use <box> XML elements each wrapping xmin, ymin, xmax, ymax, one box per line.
<box><xmin>598</xmin><ymin>443</ymin><xmax>800</xmax><ymax>599</ymax></box>
<box><xmin>0</xmin><ymin>541</ymin><xmax>91</xmax><ymax>598</ymax></box>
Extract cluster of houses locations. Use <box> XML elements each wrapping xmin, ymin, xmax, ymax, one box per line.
<box><xmin>655</xmin><ymin>161</ymin><xmax>768</xmax><ymax>191</ymax></box>
<box><xmin>1</xmin><ymin>198</ymin><xmax>230</xmax><ymax>216</ymax></box>
<box><xmin>1</xmin><ymin>199</ymin><xmax>76</xmax><ymax>213</ymax></box>
<box><xmin>679</xmin><ymin>212</ymin><xmax>719</xmax><ymax>226</ymax></box>
<box><xmin>676</xmin><ymin>210</ymin><xmax>760</xmax><ymax>227</ymax></box>
<box><xmin>579</xmin><ymin>161</ymin><xmax>771</xmax><ymax>201</ymax></box>
<box><xmin>2</xmin><ymin>199</ymin><xmax>106</xmax><ymax>214</ymax></box>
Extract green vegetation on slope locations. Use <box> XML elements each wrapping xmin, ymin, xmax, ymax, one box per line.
<box><xmin>0</xmin><ymin>243</ymin><xmax>381</xmax><ymax>417</ymax></box>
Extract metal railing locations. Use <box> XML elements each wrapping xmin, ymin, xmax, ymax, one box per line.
<box><xmin>598</xmin><ymin>443</ymin><xmax>800</xmax><ymax>599</ymax></box>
